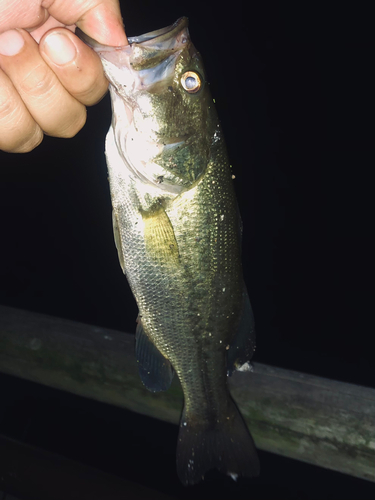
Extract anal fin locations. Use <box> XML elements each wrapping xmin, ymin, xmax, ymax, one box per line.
<box><xmin>227</xmin><ymin>286</ymin><xmax>256</xmax><ymax>376</ymax></box>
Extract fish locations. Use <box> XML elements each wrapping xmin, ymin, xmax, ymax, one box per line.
<box><xmin>76</xmin><ymin>17</ymin><xmax>260</xmax><ymax>485</ymax></box>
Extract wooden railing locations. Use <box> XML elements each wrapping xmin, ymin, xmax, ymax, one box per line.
<box><xmin>0</xmin><ymin>305</ymin><xmax>374</xmax><ymax>482</ymax></box>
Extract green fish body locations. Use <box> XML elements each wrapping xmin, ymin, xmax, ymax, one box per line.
<box><xmin>77</xmin><ymin>17</ymin><xmax>259</xmax><ymax>485</ymax></box>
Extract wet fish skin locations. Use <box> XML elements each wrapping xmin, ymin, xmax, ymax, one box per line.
<box><xmin>77</xmin><ymin>18</ymin><xmax>259</xmax><ymax>485</ymax></box>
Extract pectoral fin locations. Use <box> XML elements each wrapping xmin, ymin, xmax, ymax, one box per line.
<box><xmin>141</xmin><ymin>205</ymin><xmax>179</xmax><ymax>264</ymax></box>
<box><xmin>135</xmin><ymin>316</ymin><xmax>174</xmax><ymax>392</ymax></box>
<box><xmin>227</xmin><ymin>286</ymin><xmax>256</xmax><ymax>376</ymax></box>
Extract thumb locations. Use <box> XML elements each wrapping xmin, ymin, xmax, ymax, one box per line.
<box><xmin>47</xmin><ymin>0</ymin><xmax>127</xmax><ymax>46</ymax></box>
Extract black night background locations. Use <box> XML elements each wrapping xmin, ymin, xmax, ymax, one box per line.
<box><xmin>0</xmin><ymin>1</ymin><xmax>374</xmax><ymax>498</ymax></box>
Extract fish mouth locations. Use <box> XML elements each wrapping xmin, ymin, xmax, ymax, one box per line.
<box><xmin>76</xmin><ymin>17</ymin><xmax>188</xmax><ymax>47</ymax></box>
<box><xmin>75</xmin><ymin>17</ymin><xmax>189</xmax><ymax>62</ymax></box>
<box><xmin>127</xmin><ymin>17</ymin><xmax>189</xmax><ymax>45</ymax></box>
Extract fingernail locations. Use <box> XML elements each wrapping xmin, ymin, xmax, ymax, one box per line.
<box><xmin>0</xmin><ymin>30</ymin><xmax>25</xmax><ymax>56</ymax></box>
<box><xmin>43</xmin><ymin>32</ymin><xmax>76</xmax><ymax>65</ymax></box>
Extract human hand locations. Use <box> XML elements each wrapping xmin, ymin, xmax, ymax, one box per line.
<box><xmin>0</xmin><ymin>0</ymin><xmax>127</xmax><ymax>153</ymax></box>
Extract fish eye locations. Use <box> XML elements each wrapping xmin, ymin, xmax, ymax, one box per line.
<box><xmin>181</xmin><ymin>71</ymin><xmax>202</xmax><ymax>93</ymax></box>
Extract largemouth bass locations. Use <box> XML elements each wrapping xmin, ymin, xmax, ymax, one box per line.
<box><xmin>77</xmin><ymin>17</ymin><xmax>259</xmax><ymax>485</ymax></box>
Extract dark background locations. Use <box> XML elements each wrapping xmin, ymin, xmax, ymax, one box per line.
<box><xmin>0</xmin><ymin>1</ymin><xmax>374</xmax><ymax>498</ymax></box>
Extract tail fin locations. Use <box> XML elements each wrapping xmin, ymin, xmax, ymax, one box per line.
<box><xmin>176</xmin><ymin>398</ymin><xmax>260</xmax><ymax>486</ymax></box>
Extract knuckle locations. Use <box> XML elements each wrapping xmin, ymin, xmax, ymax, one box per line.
<box><xmin>0</xmin><ymin>86</ymin><xmax>43</xmax><ymax>153</ymax></box>
<box><xmin>17</xmin><ymin>63</ymin><xmax>57</xmax><ymax>99</ymax></box>
<box><xmin>68</xmin><ymin>65</ymin><xmax>108</xmax><ymax>105</ymax></box>
<box><xmin>78</xmin><ymin>74</ymin><xmax>107</xmax><ymax>99</ymax></box>
<box><xmin>75</xmin><ymin>84</ymin><xmax>106</xmax><ymax>106</ymax></box>
<box><xmin>0</xmin><ymin>86</ymin><xmax>17</xmax><ymax>122</ymax></box>
<box><xmin>15</xmin><ymin>130</ymin><xmax>44</xmax><ymax>153</ymax></box>
<box><xmin>0</xmin><ymin>126</ymin><xmax>43</xmax><ymax>153</ymax></box>
<box><xmin>57</xmin><ymin>106</ymin><xmax>87</xmax><ymax>138</ymax></box>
